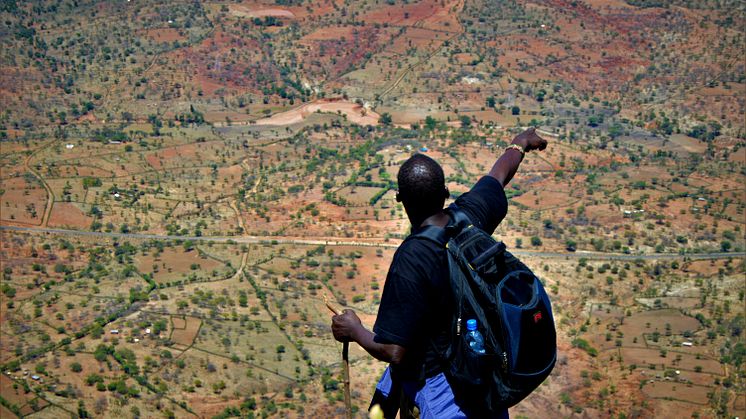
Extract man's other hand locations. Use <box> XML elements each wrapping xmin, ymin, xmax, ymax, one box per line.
<box><xmin>331</xmin><ymin>309</ymin><xmax>362</xmax><ymax>342</ymax></box>
<box><xmin>511</xmin><ymin>127</ymin><xmax>547</xmax><ymax>152</ymax></box>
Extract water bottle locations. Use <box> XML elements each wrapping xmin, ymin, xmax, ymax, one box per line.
<box><xmin>465</xmin><ymin>319</ymin><xmax>486</xmax><ymax>354</ymax></box>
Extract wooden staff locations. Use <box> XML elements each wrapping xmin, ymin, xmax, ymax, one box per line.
<box><xmin>326</xmin><ymin>296</ymin><xmax>353</xmax><ymax>419</ymax></box>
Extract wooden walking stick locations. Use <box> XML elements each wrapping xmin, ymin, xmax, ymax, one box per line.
<box><xmin>326</xmin><ymin>295</ymin><xmax>353</xmax><ymax>419</ymax></box>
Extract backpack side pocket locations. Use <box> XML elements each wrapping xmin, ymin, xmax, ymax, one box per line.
<box><xmin>497</xmin><ymin>271</ymin><xmax>556</xmax><ymax>377</ymax></box>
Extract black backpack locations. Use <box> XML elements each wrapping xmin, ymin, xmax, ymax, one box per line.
<box><xmin>411</xmin><ymin>204</ymin><xmax>557</xmax><ymax>415</ymax></box>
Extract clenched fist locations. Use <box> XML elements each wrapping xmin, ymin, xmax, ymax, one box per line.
<box><xmin>511</xmin><ymin>127</ymin><xmax>548</xmax><ymax>153</ymax></box>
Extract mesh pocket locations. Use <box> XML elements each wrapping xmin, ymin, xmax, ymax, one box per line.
<box><xmin>448</xmin><ymin>337</ymin><xmax>498</xmax><ymax>387</ymax></box>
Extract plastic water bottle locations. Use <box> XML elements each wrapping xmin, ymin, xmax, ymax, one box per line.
<box><xmin>465</xmin><ymin>319</ymin><xmax>486</xmax><ymax>354</ymax></box>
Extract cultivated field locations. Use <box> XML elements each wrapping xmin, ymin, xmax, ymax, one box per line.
<box><xmin>1</xmin><ymin>0</ymin><xmax>744</xmax><ymax>417</ymax></box>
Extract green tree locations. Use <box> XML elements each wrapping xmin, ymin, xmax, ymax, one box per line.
<box><xmin>608</xmin><ymin>123</ymin><xmax>624</xmax><ymax>139</ymax></box>
<box><xmin>460</xmin><ymin>115</ymin><xmax>471</xmax><ymax>129</ymax></box>
<box><xmin>424</xmin><ymin>116</ymin><xmax>437</xmax><ymax>130</ymax></box>
<box><xmin>82</xmin><ymin>177</ymin><xmax>102</xmax><ymax>189</ymax></box>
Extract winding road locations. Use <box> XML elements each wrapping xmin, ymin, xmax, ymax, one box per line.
<box><xmin>376</xmin><ymin>0</ymin><xmax>466</xmax><ymax>103</ymax></box>
<box><xmin>1</xmin><ymin>225</ymin><xmax>742</xmax><ymax>261</ymax></box>
<box><xmin>22</xmin><ymin>141</ymin><xmax>57</xmax><ymax>227</ymax></box>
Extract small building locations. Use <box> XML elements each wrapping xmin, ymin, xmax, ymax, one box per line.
<box><xmin>31</xmin><ymin>375</ymin><xmax>40</xmax><ymax>381</ymax></box>
<box><xmin>110</xmin><ymin>329</ymin><xmax>119</xmax><ymax>334</ymax></box>
<box><xmin>682</xmin><ymin>342</ymin><xmax>693</xmax><ymax>347</ymax></box>
<box><xmin>65</xmin><ymin>144</ymin><xmax>74</xmax><ymax>149</ymax></box>
<box><xmin>145</xmin><ymin>328</ymin><xmax>151</xmax><ymax>334</ymax></box>
<box><xmin>623</xmin><ymin>209</ymin><xmax>645</xmax><ymax>218</ymax></box>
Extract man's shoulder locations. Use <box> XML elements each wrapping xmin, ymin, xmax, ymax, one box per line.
<box><xmin>453</xmin><ymin>176</ymin><xmax>507</xmax><ymax>234</ymax></box>
<box><xmin>400</xmin><ymin>232</ymin><xmax>445</xmax><ymax>252</ymax></box>
<box><xmin>459</xmin><ymin>176</ymin><xmax>503</xmax><ymax>203</ymax></box>
<box><xmin>393</xmin><ymin>234</ymin><xmax>445</xmax><ymax>266</ymax></box>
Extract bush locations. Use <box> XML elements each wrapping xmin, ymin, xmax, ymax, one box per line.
<box><xmin>571</xmin><ymin>338</ymin><xmax>598</xmax><ymax>357</ymax></box>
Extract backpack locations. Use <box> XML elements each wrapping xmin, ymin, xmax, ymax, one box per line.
<box><xmin>411</xmin><ymin>204</ymin><xmax>557</xmax><ymax>415</ymax></box>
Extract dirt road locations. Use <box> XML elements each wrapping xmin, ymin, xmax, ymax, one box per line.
<box><xmin>1</xmin><ymin>225</ymin><xmax>742</xmax><ymax>261</ymax></box>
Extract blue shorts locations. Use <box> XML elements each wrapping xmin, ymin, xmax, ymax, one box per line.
<box><xmin>375</xmin><ymin>367</ymin><xmax>509</xmax><ymax>419</ymax></box>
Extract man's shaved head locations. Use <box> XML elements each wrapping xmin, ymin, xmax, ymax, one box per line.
<box><xmin>397</xmin><ymin>154</ymin><xmax>448</xmax><ymax>222</ymax></box>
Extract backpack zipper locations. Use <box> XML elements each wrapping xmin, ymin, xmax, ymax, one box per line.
<box><xmin>496</xmin><ymin>298</ymin><xmax>511</xmax><ymax>374</ymax></box>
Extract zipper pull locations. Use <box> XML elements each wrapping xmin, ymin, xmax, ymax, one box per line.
<box><xmin>456</xmin><ymin>317</ymin><xmax>461</xmax><ymax>336</ymax></box>
<box><xmin>502</xmin><ymin>352</ymin><xmax>508</xmax><ymax>372</ymax></box>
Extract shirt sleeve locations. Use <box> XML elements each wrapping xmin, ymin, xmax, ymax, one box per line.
<box><xmin>373</xmin><ymin>241</ymin><xmax>440</xmax><ymax>348</ymax></box>
<box><xmin>454</xmin><ymin>176</ymin><xmax>508</xmax><ymax>235</ymax></box>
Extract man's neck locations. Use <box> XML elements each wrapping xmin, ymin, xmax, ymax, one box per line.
<box><xmin>412</xmin><ymin>210</ymin><xmax>449</xmax><ymax>230</ymax></box>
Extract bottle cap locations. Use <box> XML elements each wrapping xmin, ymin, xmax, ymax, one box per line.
<box><xmin>466</xmin><ymin>319</ymin><xmax>477</xmax><ymax>331</ymax></box>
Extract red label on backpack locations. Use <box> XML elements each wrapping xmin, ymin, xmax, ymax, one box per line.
<box><xmin>533</xmin><ymin>312</ymin><xmax>542</xmax><ymax>323</ymax></box>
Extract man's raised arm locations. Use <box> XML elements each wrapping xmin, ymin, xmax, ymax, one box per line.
<box><xmin>488</xmin><ymin>127</ymin><xmax>548</xmax><ymax>187</ymax></box>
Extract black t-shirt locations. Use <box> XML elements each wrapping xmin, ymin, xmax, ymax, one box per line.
<box><xmin>373</xmin><ymin>176</ymin><xmax>508</xmax><ymax>379</ymax></box>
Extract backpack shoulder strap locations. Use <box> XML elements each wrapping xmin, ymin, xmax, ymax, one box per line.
<box><xmin>445</xmin><ymin>203</ymin><xmax>474</xmax><ymax>234</ymax></box>
<box><xmin>407</xmin><ymin>204</ymin><xmax>474</xmax><ymax>247</ymax></box>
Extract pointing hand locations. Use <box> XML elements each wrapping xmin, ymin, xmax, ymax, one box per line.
<box><xmin>512</xmin><ymin>127</ymin><xmax>548</xmax><ymax>153</ymax></box>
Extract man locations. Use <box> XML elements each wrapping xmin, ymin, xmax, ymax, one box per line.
<box><xmin>331</xmin><ymin>128</ymin><xmax>548</xmax><ymax>418</ymax></box>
